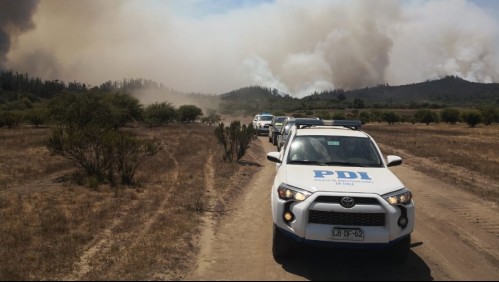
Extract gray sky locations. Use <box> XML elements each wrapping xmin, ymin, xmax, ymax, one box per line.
<box><xmin>3</xmin><ymin>0</ymin><xmax>499</xmax><ymax>97</ymax></box>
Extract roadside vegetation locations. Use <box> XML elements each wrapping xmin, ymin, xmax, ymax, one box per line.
<box><xmin>214</xmin><ymin>121</ymin><xmax>258</xmax><ymax>162</ymax></box>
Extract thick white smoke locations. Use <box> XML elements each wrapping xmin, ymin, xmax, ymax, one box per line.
<box><xmin>4</xmin><ymin>0</ymin><xmax>499</xmax><ymax>97</ymax></box>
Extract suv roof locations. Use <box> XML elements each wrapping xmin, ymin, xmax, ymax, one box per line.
<box><xmin>292</xmin><ymin>119</ymin><xmax>364</xmax><ymax>137</ymax></box>
<box><xmin>294</xmin><ymin>119</ymin><xmax>362</xmax><ymax>130</ymax></box>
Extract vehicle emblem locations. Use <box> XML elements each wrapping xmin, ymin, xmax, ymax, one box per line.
<box><xmin>340</xmin><ymin>197</ymin><xmax>355</xmax><ymax>208</ymax></box>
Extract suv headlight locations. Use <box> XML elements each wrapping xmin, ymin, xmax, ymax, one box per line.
<box><xmin>383</xmin><ymin>188</ymin><xmax>412</xmax><ymax>205</ymax></box>
<box><xmin>277</xmin><ymin>183</ymin><xmax>313</xmax><ymax>201</ymax></box>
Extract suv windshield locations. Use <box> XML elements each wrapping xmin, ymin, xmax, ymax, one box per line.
<box><xmin>259</xmin><ymin>115</ymin><xmax>273</xmax><ymax>121</ymax></box>
<box><xmin>275</xmin><ymin>117</ymin><xmax>287</xmax><ymax>124</ymax></box>
<box><xmin>287</xmin><ymin>136</ymin><xmax>383</xmax><ymax>167</ymax></box>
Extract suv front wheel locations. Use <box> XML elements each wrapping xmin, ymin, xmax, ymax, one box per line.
<box><xmin>272</xmin><ymin>225</ymin><xmax>294</xmax><ymax>259</ymax></box>
<box><xmin>387</xmin><ymin>235</ymin><xmax>411</xmax><ymax>263</ymax></box>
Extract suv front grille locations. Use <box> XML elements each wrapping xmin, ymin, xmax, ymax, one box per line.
<box><xmin>314</xmin><ymin>196</ymin><xmax>380</xmax><ymax>205</ymax></box>
<box><xmin>308</xmin><ymin>210</ymin><xmax>385</xmax><ymax>226</ymax></box>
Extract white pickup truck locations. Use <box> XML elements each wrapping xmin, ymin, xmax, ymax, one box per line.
<box><xmin>266</xmin><ymin>120</ymin><xmax>414</xmax><ymax>261</ymax></box>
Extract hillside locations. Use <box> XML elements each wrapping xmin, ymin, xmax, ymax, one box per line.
<box><xmin>219</xmin><ymin>76</ymin><xmax>499</xmax><ymax>113</ymax></box>
<box><xmin>1</xmin><ymin>70</ymin><xmax>498</xmax><ymax>116</ymax></box>
<box><xmin>342</xmin><ymin>76</ymin><xmax>499</xmax><ymax>106</ymax></box>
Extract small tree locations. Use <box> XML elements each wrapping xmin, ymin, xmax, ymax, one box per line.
<box><xmin>177</xmin><ymin>105</ymin><xmax>203</xmax><ymax>123</ymax></box>
<box><xmin>202</xmin><ymin>112</ymin><xmax>222</xmax><ymax>127</ymax></box>
<box><xmin>114</xmin><ymin>132</ymin><xmax>162</xmax><ymax>185</ymax></box>
<box><xmin>46</xmin><ymin>92</ymin><xmax>161</xmax><ymax>186</ymax></box>
<box><xmin>104</xmin><ymin>92</ymin><xmax>144</xmax><ymax>128</ymax></box>
<box><xmin>214</xmin><ymin>121</ymin><xmax>257</xmax><ymax>162</ymax></box>
<box><xmin>46</xmin><ymin>126</ymin><xmax>116</xmax><ymax>181</ymax></box>
<box><xmin>0</xmin><ymin>111</ymin><xmax>22</xmax><ymax>129</ymax></box>
<box><xmin>24</xmin><ymin>107</ymin><xmax>47</xmax><ymax>128</ymax></box>
<box><xmin>382</xmin><ymin>111</ymin><xmax>400</xmax><ymax>125</ymax></box>
<box><xmin>462</xmin><ymin>111</ymin><xmax>482</xmax><ymax>128</ymax></box>
<box><xmin>478</xmin><ymin>105</ymin><xmax>498</xmax><ymax>125</ymax></box>
<box><xmin>415</xmin><ymin>109</ymin><xmax>439</xmax><ymax>125</ymax></box>
<box><xmin>359</xmin><ymin>111</ymin><xmax>371</xmax><ymax>124</ymax></box>
<box><xmin>440</xmin><ymin>108</ymin><xmax>461</xmax><ymax>124</ymax></box>
<box><xmin>144</xmin><ymin>102</ymin><xmax>177</xmax><ymax>127</ymax></box>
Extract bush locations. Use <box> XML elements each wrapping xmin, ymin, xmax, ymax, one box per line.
<box><xmin>381</xmin><ymin>111</ymin><xmax>400</xmax><ymax>125</ymax></box>
<box><xmin>359</xmin><ymin>111</ymin><xmax>371</xmax><ymax>124</ymax></box>
<box><xmin>46</xmin><ymin>126</ymin><xmax>161</xmax><ymax>186</ymax></box>
<box><xmin>462</xmin><ymin>110</ymin><xmax>482</xmax><ymax>128</ymax></box>
<box><xmin>415</xmin><ymin>109</ymin><xmax>439</xmax><ymax>125</ymax></box>
<box><xmin>114</xmin><ymin>132</ymin><xmax>162</xmax><ymax>185</ymax></box>
<box><xmin>46</xmin><ymin>92</ymin><xmax>161</xmax><ymax>186</ymax></box>
<box><xmin>202</xmin><ymin>112</ymin><xmax>221</xmax><ymax>127</ymax></box>
<box><xmin>214</xmin><ymin>121</ymin><xmax>257</xmax><ymax>162</ymax></box>
<box><xmin>144</xmin><ymin>102</ymin><xmax>176</xmax><ymax>127</ymax></box>
<box><xmin>440</xmin><ymin>108</ymin><xmax>461</xmax><ymax>124</ymax></box>
<box><xmin>177</xmin><ymin>105</ymin><xmax>203</xmax><ymax>123</ymax></box>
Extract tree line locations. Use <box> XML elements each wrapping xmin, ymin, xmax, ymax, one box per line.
<box><xmin>0</xmin><ymin>71</ymin><xmax>214</xmax><ymax>189</ymax></box>
<box><xmin>313</xmin><ymin>107</ymin><xmax>498</xmax><ymax>128</ymax></box>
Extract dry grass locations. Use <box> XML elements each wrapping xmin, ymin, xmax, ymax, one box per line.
<box><xmin>364</xmin><ymin>123</ymin><xmax>499</xmax><ymax>201</ymax></box>
<box><xmin>0</xmin><ymin>122</ymin><xmax>258</xmax><ymax>280</ymax></box>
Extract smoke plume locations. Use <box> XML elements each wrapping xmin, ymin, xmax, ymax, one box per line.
<box><xmin>0</xmin><ymin>0</ymin><xmax>39</xmax><ymax>66</ymax></box>
<box><xmin>3</xmin><ymin>0</ymin><xmax>499</xmax><ymax>97</ymax></box>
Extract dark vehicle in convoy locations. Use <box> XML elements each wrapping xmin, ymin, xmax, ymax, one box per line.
<box><xmin>268</xmin><ymin>116</ymin><xmax>290</xmax><ymax>146</ymax></box>
<box><xmin>276</xmin><ymin>118</ymin><xmax>320</xmax><ymax>152</ymax></box>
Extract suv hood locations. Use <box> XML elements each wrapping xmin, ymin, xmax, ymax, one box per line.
<box><xmin>283</xmin><ymin>165</ymin><xmax>404</xmax><ymax>195</ymax></box>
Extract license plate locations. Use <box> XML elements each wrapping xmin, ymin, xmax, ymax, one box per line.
<box><xmin>332</xmin><ymin>228</ymin><xmax>364</xmax><ymax>241</ymax></box>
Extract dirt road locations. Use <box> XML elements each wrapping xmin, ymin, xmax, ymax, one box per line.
<box><xmin>186</xmin><ymin>137</ymin><xmax>499</xmax><ymax>281</ymax></box>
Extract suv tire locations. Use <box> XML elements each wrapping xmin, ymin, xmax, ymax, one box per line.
<box><xmin>272</xmin><ymin>225</ymin><xmax>294</xmax><ymax>258</ymax></box>
<box><xmin>387</xmin><ymin>235</ymin><xmax>411</xmax><ymax>263</ymax></box>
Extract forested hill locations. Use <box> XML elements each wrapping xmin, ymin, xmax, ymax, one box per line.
<box><xmin>219</xmin><ymin>76</ymin><xmax>499</xmax><ymax>114</ymax></box>
<box><xmin>316</xmin><ymin>76</ymin><xmax>499</xmax><ymax>106</ymax></box>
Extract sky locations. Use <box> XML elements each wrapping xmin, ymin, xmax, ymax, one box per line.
<box><xmin>1</xmin><ymin>0</ymin><xmax>499</xmax><ymax>98</ymax></box>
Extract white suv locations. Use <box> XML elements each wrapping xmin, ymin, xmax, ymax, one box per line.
<box><xmin>253</xmin><ymin>113</ymin><xmax>274</xmax><ymax>136</ymax></box>
<box><xmin>266</xmin><ymin>120</ymin><xmax>414</xmax><ymax>261</ymax></box>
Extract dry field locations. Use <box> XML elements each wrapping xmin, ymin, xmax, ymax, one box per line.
<box><xmin>0</xmin><ymin>122</ymin><xmax>263</xmax><ymax>280</ymax></box>
<box><xmin>364</xmin><ymin>122</ymin><xmax>499</xmax><ymax>201</ymax></box>
<box><xmin>1</xmin><ymin>120</ymin><xmax>497</xmax><ymax>280</ymax></box>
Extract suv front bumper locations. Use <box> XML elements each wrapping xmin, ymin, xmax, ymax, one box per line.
<box><xmin>272</xmin><ymin>192</ymin><xmax>415</xmax><ymax>246</ymax></box>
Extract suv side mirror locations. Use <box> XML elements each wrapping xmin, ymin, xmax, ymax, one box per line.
<box><xmin>267</xmin><ymin>152</ymin><xmax>281</xmax><ymax>163</ymax></box>
<box><xmin>387</xmin><ymin>155</ymin><xmax>402</xmax><ymax>167</ymax></box>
